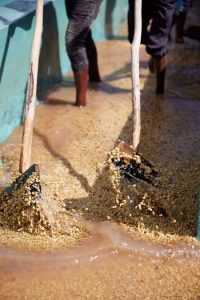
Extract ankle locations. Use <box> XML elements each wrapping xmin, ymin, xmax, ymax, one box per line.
<box><xmin>148</xmin><ymin>57</ymin><xmax>155</xmax><ymax>73</ymax></box>
<box><xmin>74</xmin><ymin>68</ymin><xmax>88</xmax><ymax>106</ymax></box>
<box><xmin>153</xmin><ymin>56</ymin><xmax>167</xmax><ymax>94</ymax></box>
<box><xmin>75</xmin><ymin>96</ymin><xmax>87</xmax><ymax>107</ymax></box>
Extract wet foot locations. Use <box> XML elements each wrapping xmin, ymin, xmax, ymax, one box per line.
<box><xmin>75</xmin><ymin>99</ymin><xmax>87</xmax><ymax>107</ymax></box>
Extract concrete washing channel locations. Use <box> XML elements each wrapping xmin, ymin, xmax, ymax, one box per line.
<box><xmin>0</xmin><ymin>0</ymin><xmax>200</xmax><ymax>299</ymax></box>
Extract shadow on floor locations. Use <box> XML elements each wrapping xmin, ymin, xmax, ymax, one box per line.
<box><xmin>33</xmin><ymin>128</ymin><xmax>90</xmax><ymax>193</ymax></box>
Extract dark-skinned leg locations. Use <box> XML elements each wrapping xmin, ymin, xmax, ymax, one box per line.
<box><xmin>153</xmin><ymin>55</ymin><xmax>167</xmax><ymax>94</ymax></box>
<box><xmin>74</xmin><ymin>68</ymin><xmax>88</xmax><ymax>107</ymax></box>
<box><xmin>148</xmin><ymin>56</ymin><xmax>155</xmax><ymax>73</ymax></box>
<box><xmin>86</xmin><ymin>30</ymin><xmax>101</xmax><ymax>82</ymax></box>
<box><xmin>146</xmin><ymin>0</ymin><xmax>176</xmax><ymax>94</ymax></box>
<box><xmin>65</xmin><ymin>0</ymin><xmax>101</xmax><ymax>106</ymax></box>
<box><xmin>175</xmin><ymin>12</ymin><xmax>186</xmax><ymax>43</ymax></box>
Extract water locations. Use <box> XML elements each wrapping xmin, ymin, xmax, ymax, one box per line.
<box><xmin>0</xmin><ymin>220</ymin><xmax>200</xmax><ymax>299</ymax></box>
<box><xmin>1</xmin><ymin>219</ymin><xmax>200</xmax><ymax>270</ymax></box>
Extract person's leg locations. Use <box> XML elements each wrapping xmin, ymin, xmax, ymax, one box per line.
<box><xmin>85</xmin><ymin>30</ymin><xmax>101</xmax><ymax>82</ymax></box>
<box><xmin>153</xmin><ymin>55</ymin><xmax>167</xmax><ymax>94</ymax></box>
<box><xmin>127</xmin><ymin>0</ymin><xmax>134</xmax><ymax>44</ymax></box>
<box><xmin>148</xmin><ymin>56</ymin><xmax>155</xmax><ymax>74</ymax></box>
<box><xmin>174</xmin><ymin>0</ymin><xmax>192</xmax><ymax>43</ymax></box>
<box><xmin>65</xmin><ymin>0</ymin><xmax>101</xmax><ymax>106</ymax></box>
<box><xmin>73</xmin><ymin>68</ymin><xmax>88</xmax><ymax>107</ymax></box>
<box><xmin>146</xmin><ymin>0</ymin><xmax>176</xmax><ymax>94</ymax></box>
<box><xmin>128</xmin><ymin>0</ymin><xmax>151</xmax><ymax>44</ymax></box>
<box><xmin>128</xmin><ymin>0</ymin><xmax>155</xmax><ymax>76</ymax></box>
<box><xmin>175</xmin><ymin>12</ymin><xmax>186</xmax><ymax>43</ymax></box>
<box><xmin>65</xmin><ymin>0</ymin><xmax>73</xmax><ymax>18</ymax></box>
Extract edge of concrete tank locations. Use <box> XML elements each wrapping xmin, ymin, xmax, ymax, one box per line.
<box><xmin>0</xmin><ymin>0</ymin><xmax>128</xmax><ymax>143</ymax></box>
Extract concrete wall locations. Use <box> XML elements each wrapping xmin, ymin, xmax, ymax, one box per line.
<box><xmin>0</xmin><ymin>0</ymin><xmax>128</xmax><ymax>143</ymax></box>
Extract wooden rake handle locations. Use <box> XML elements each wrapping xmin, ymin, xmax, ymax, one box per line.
<box><xmin>132</xmin><ymin>0</ymin><xmax>142</xmax><ymax>151</ymax></box>
<box><xmin>19</xmin><ymin>0</ymin><xmax>44</xmax><ymax>174</ymax></box>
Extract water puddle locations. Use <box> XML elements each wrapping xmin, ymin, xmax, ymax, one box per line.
<box><xmin>0</xmin><ymin>218</ymin><xmax>199</xmax><ymax>275</ymax></box>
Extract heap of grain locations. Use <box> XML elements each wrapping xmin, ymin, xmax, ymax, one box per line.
<box><xmin>0</xmin><ymin>167</ymin><xmax>72</xmax><ymax>236</ymax></box>
<box><xmin>67</xmin><ymin>145</ymin><xmax>166</xmax><ymax>229</ymax></box>
<box><xmin>0</xmin><ymin>171</ymin><xmax>52</xmax><ymax>234</ymax></box>
<box><xmin>105</xmin><ymin>146</ymin><xmax>162</xmax><ymax>218</ymax></box>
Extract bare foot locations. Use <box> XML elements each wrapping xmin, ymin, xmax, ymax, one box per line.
<box><xmin>75</xmin><ymin>101</ymin><xmax>87</xmax><ymax>107</ymax></box>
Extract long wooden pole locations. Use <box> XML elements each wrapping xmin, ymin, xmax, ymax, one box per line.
<box><xmin>19</xmin><ymin>0</ymin><xmax>44</xmax><ymax>173</ymax></box>
<box><xmin>132</xmin><ymin>0</ymin><xmax>142</xmax><ymax>151</ymax></box>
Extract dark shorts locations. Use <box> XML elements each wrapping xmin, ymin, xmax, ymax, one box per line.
<box><xmin>65</xmin><ymin>0</ymin><xmax>101</xmax><ymax>72</ymax></box>
<box><xmin>128</xmin><ymin>0</ymin><xmax>176</xmax><ymax>58</ymax></box>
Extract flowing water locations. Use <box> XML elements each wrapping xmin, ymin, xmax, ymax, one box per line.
<box><xmin>0</xmin><ymin>218</ymin><xmax>200</xmax><ymax>299</ymax></box>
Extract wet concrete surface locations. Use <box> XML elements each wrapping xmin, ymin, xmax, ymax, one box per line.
<box><xmin>0</xmin><ymin>221</ymin><xmax>200</xmax><ymax>299</ymax></box>
<box><xmin>0</xmin><ymin>4</ymin><xmax>200</xmax><ymax>299</ymax></box>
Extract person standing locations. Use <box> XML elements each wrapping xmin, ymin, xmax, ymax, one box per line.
<box><xmin>174</xmin><ymin>0</ymin><xmax>192</xmax><ymax>43</ymax></box>
<box><xmin>128</xmin><ymin>0</ymin><xmax>176</xmax><ymax>94</ymax></box>
<box><xmin>65</xmin><ymin>0</ymin><xmax>101</xmax><ymax>107</ymax></box>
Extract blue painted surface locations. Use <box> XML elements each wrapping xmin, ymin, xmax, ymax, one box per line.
<box><xmin>0</xmin><ymin>0</ymin><xmax>128</xmax><ymax>144</ymax></box>
<box><xmin>0</xmin><ymin>0</ymin><xmax>52</xmax><ymax>29</ymax></box>
<box><xmin>0</xmin><ymin>0</ymin><xmax>13</xmax><ymax>6</ymax></box>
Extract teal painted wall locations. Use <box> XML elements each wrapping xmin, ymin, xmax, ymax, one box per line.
<box><xmin>0</xmin><ymin>0</ymin><xmax>128</xmax><ymax>143</ymax></box>
<box><xmin>0</xmin><ymin>1</ymin><xmax>12</xmax><ymax>5</ymax></box>
<box><xmin>0</xmin><ymin>12</ymin><xmax>34</xmax><ymax>143</ymax></box>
